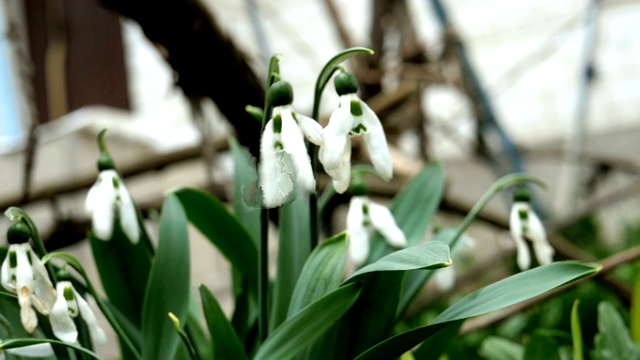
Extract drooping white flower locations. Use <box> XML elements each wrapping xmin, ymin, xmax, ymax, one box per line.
<box><xmin>85</xmin><ymin>169</ymin><xmax>140</xmax><ymax>243</ymax></box>
<box><xmin>49</xmin><ymin>279</ymin><xmax>107</xmax><ymax>345</ymax></box>
<box><xmin>0</xmin><ymin>339</ymin><xmax>54</xmax><ymax>358</ymax></box>
<box><xmin>319</xmin><ymin>72</ymin><xmax>392</xmax><ymax>193</ymax></box>
<box><xmin>509</xmin><ymin>190</ymin><xmax>554</xmax><ymax>270</ymax></box>
<box><xmin>347</xmin><ymin>196</ymin><xmax>407</xmax><ymax>266</ymax></box>
<box><xmin>1</xmin><ymin>223</ymin><xmax>57</xmax><ymax>333</ymax></box>
<box><xmin>259</xmin><ymin>81</ymin><xmax>323</xmax><ymax>208</ymax></box>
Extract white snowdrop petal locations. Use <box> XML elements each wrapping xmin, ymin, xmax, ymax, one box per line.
<box><xmin>259</xmin><ymin>120</ymin><xmax>294</xmax><ymax>207</ymax></box>
<box><xmin>434</xmin><ymin>266</ymin><xmax>456</xmax><ymax>292</ymax></box>
<box><xmin>329</xmin><ymin>141</ymin><xmax>352</xmax><ymax>194</ymax></box>
<box><xmin>50</xmin><ymin>282</ymin><xmax>78</xmax><ymax>343</ymax></box>
<box><xmin>368</xmin><ymin>202</ymin><xmax>407</xmax><ymax>247</ymax></box>
<box><xmin>346</xmin><ymin>197</ymin><xmax>365</xmax><ymax>234</ymax></box>
<box><xmin>74</xmin><ymin>289</ymin><xmax>107</xmax><ymax>345</ymax></box>
<box><xmin>319</xmin><ymin>105</ymin><xmax>352</xmax><ymax>170</ymax></box>
<box><xmin>85</xmin><ymin>180</ymin><xmax>100</xmax><ymax>215</ymax></box>
<box><xmin>91</xmin><ymin>172</ymin><xmax>117</xmax><ymax>240</ymax></box>
<box><xmin>349</xmin><ymin>226</ymin><xmax>370</xmax><ymax>267</ymax></box>
<box><xmin>282</xmin><ymin>111</ymin><xmax>316</xmax><ymax>192</ymax></box>
<box><xmin>1</xmin><ymin>254</ymin><xmax>11</xmax><ymax>291</ymax></box>
<box><xmin>510</xmin><ymin>203</ymin><xmax>532</xmax><ymax>270</ymax></box>
<box><xmin>15</xmin><ymin>244</ymin><xmax>37</xmax><ymax>333</ymax></box>
<box><xmin>30</xmin><ymin>254</ymin><xmax>56</xmax><ymax>313</ymax></box>
<box><xmin>361</xmin><ymin>104</ymin><xmax>393</xmax><ymax>180</ymax></box>
<box><xmin>118</xmin><ymin>186</ymin><xmax>140</xmax><ymax>244</ymax></box>
<box><xmin>295</xmin><ymin>113</ymin><xmax>324</xmax><ymax>146</ymax></box>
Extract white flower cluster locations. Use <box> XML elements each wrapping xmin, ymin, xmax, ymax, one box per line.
<box><xmin>258</xmin><ymin>72</ymin><xmax>404</xmax><ymax>266</ymax></box>
<box><xmin>1</xmin><ymin>223</ymin><xmax>105</xmax><ymax>353</ymax></box>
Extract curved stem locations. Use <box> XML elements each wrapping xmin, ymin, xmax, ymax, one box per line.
<box><xmin>450</xmin><ymin>173</ymin><xmax>546</xmax><ymax>250</ymax></box>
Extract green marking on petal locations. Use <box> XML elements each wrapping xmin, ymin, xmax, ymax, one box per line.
<box><xmin>274</xmin><ymin>114</ymin><xmax>283</xmax><ymax>134</ymax></box>
<box><xmin>518</xmin><ymin>209</ymin><xmax>528</xmax><ymax>221</ymax></box>
<box><xmin>26</xmin><ymin>249</ymin><xmax>33</xmax><ymax>266</ymax></box>
<box><xmin>275</xmin><ymin>141</ymin><xmax>284</xmax><ymax>151</ymax></box>
<box><xmin>112</xmin><ymin>176</ymin><xmax>120</xmax><ymax>189</ymax></box>
<box><xmin>350</xmin><ymin>100</ymin><xmax>363</xmax><ymax>116</ymax></box>
<box><xmin>351</xmin><ymin>123</ymin><xmax>367</xmax><ymax>135</ymax></box>
<box><xmin>9</xmin><ymin>251</ymin><xmax>17</xmax><ymax>269</ymax></box>
<box><xmin>64</xmin><ymin>286</ymin><xmax>75</xmax><ymax>301</ymax></box>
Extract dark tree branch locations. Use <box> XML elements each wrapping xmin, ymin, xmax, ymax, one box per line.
<box><xmin>98</xmin><ymin>0</ymin><xmax>265</xmax><ymax>157</ymax></box>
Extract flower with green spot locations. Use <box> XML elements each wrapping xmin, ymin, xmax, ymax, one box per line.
<box><xmin>49</xmin><ymin>270</ymin><xmax>106</xmax><ymax>345</ymax></box>
<box><xmin>259</xmin><ymin>81</ymin><xmax>324</xmax><ymax>207</ymax></box>
<box><xmin>85</xmin><ymin>130</ymin><xmax>140</xmax><ymax>243</ymax></box>
<box><xmin>319</xmin><ymin>71</ymin><xmax>392</xmax><ymax>193</ymax></box>
<box><xmin>509</xmin><ymin>188</ymin><xmax>554</xmax><ymax>270</ymax></box>
<box><xmin>346</xmin><ymin>196</ymin><xmax>406</xmax><ymax>267</ymax></box>
<box><xmin>0</xmin><ymin>222</ymin><xmax>56</xmax><ymax>333</ymax></box>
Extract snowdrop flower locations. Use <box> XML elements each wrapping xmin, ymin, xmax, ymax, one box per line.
<box><xmin>509</xmin><ymin>188</ymin><xmax>554</xmax><ymax>270</ymax></box>
<box><xmin>49</xmin><ymin>271</ymin><xmax>106</xmax><ymax>345</ymax></box>
<box><xmin>0</xmin><ymin>222</ymin><xmax>56</xmax><ymax>333</ymax></box>
<box><xmin>259</xmin><ymin>81</ymin><xmax>324</xmax><ymax>208</ymax></box>
<box><xmin>0</xmin><ymin>340</ymin><xmax>54</xmax><ymax>358</ymax></box>
<box><xmin>319</xmin><ymin>71</ymin><xmax>392</xmax><ymax>193</ymax></box>
<box><xmin>86</xmin><ymin>169</ymin><xmax>139</xmax><ymax>243</ymax></box>
<box><xmin>347</xmin><ymin>196</ymin><xmax>407</xmax><ymax>267</ymax></box>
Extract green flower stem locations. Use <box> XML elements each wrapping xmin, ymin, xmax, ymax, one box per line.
<box><xmin>42</xmin><ymin>252</ymin><xmax>142</xmax><ymax>360</ymax></box>
<box><xmin>450</xmin><ymin>173</ymin><xmax>546</xmax><ymax>250</ymax></box>
<box><xmin>5</xmin><ymin>207</ymin><xmax>57</xmax><ymax>283</ymax></box>
<box><xmin>309</xmin><ymin>47</ymin><xmax>374</xmax><ymax>250</ymax></box>
<box><xmin>168</xmin><ymin>313</ymin><xmax>200</xmax><ymax>360</ymax></box>
<box><xmin>257</xmin><ymin>55</ymin><xmax>284</xmax><ymax>343</ymax></box>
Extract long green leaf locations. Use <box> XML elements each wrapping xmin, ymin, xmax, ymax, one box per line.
<box><xmin>174</xmin><ymin>188</ymin><xmax>258</xmax><ymax>296</ymax></box>
<box><xmin>141</xmin><ymin>194</ymin><xmax>190</xmax><ymax>360</ymax></box>
<box><xmin>593</xmin><ymin>301</ymin><xmax>640</xmax><ymax>360</ymax></box>
<box><xmin>230</xmin><ymin>138</ymin><xmax>260</xmax><ymax>243</ymax></box>
<box><xmin>89</xmin><ymin>221</ymin><xmax>152</xmax><ymax>327</ymax></box>
<box><xmin>287</xmin><ymin>232</ymin><xmax>348</xmax><ymax>317</ymax></box>
<box><xmin>412</xmin><ymin>320</ymin><xmax>463</xmax><ymax>360</ymax></box>
<box><xmin>271</xmin><ymin>189</ymin><xmax>312</xmax><ymax>331</ymax></box>
<box><xmin>571</xmin><ymin>300</ymin><xmax>583</xmax><ymax>360</ymax></box>
<box><xmin>397</xmin><ymin>228</ymin><xmax>458</xmax><ymax>318</ymax></box>
<box><xmin>0</xmin><ymin>338</ymin><xmax>100</xmax><ymax>359</ymax></box>
<box><xmin>347</xmin><ymin>241</ymin><xmax>450</xmax><ymax>283</ymax></box>
<box><xmin>355</xmin><ymin>261</ymin><xmax>600</xmax><ymax>360</ymax></box>
<box><xmin>199</xmin><ymin>285</ymin><xmax>249</xmax><ymax>360</ymax></box>
<box><xmin>255</xmin><ymin>283</ymin><xmax>361</xmax><ymax>360</ymax></box>
<box><xmin>479</xmin><ymin>337</ymin><xmax>523</xmax><ymax>360</ymax></box>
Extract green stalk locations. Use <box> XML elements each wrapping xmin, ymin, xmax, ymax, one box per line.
<box><xmin>308</xmin><ymin>47</ymin><xmax>373</xmax><ymax>249</ymax></box>
<box><xmin>450</xmin><ymin>173</ymin><xmax>545</xmax><ymax>250</ymax></box>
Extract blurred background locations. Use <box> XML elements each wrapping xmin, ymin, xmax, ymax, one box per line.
<box><xmin>1</xmin><ymin>0</ymin><xmax>640</xmax><ymax>356</ymax></box>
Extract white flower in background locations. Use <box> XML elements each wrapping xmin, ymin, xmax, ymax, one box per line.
<box><xmin>0</xmin><ymin>340</ymin><xmax>54</xmax><ymax>358</ymax></box>
<box><xmin>319</xmin><ymin>71</ymin><xmax>392</xmax><ymax>193</ymax></box>
<box><xmin>50</xmin><ymin>279</ymin><xmax>107</xmax><ymax>345</ymax></box>
<box><xmin>259</xmin><ymin>81</ymin><xmax>324</xmax><ymax>208</ymax></box>
<box><xmin>85</xmin><ymin>169</ymin><xmax>140</xmax><ymax>243</ymax></box>
<box><xmin>347</xmin><ymin>196</ymin><xmax>407</xmax><ymax>267</ymax></box>
<box><xmin>509</xmin><ymin>189</ymin><xmax>554</xmax><ymax>270</ymax></box>
<box><xmin>0</xmin><ymin>223</ymin><xmax>56</xmax><ymax>333</ymax></box>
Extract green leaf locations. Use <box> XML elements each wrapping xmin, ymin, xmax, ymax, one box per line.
<box><xmin>368</xmin><ymin>162</ymin><xmax>445</xmax><ymax>262</ymax></box>
<box><xmin>479</xmin><ymin>337</ymin><xmax>523</xmax><ymax>360</ymax></box>
<box><xmin>0</xmin><ymin>338</ymin><xmax>100</xmax><ymax>359</ymax></box>
<box><xmin>571</xmin><ymin>300</ymin><xmax>583</xmax><ymax>360</ymax></box>
<box><xmin>141</xmin><ymin>194</ymin><xmax>190</xmax><ymax>360</ymax></box>
<box><xmin>347</xmin><ymin>241</ymin><xmax>451</xmax><ymax>283</ymax></box>
<box><xmin>89</xmin><ymin>220</ymin><xmax>152</xmax><ymax>327</ymax></box>
<box><xmin>174</xmin><ymin>188</ymin><xmax>258</xmax><ymax>297</ymax></box>
<box><xmin>524</xmin><ymin>330</ymin><xmax>565</xmax><ymax>360</ymax></box>
<box><xmin>411</xmin><ymin>320</ymin><xmax>463</xmax><ymax>360</ymax></box>
<box><xmin>254</xmin><ymin>283</ymin><xmax>361</xmax><ymax>360</ymax></box>
<box><xmin>592</xmin><ymin>301</ymin><xmax>640</xmax><ymax>360</ymax></box>
<box><xmin>287</xmin><ymin>232</ymin><xmax>348</xmax><ymax>317</ymax></box>
<box><xmin>397</xmin><ymin>227</ymin><xmax>458</xmax><ymax>318</ymax></box>
<box><xmin>270</xmin><ymin>189</ymin><xmax>312</xmax><ymax>331</ymax></box>
<box><xmin>230</xmin><ymin>138</ymin><xmax>260</xmax><ymax>243</ymax></box>
<box><xmin>354</xmin><ymin>261</ymin><xmax>600</xmax><ymax>360</ymax></box>
<box><xmin>199</xmin><ymin>285</ymin><xmax>248</xmax><ymax>360</ymax></box>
